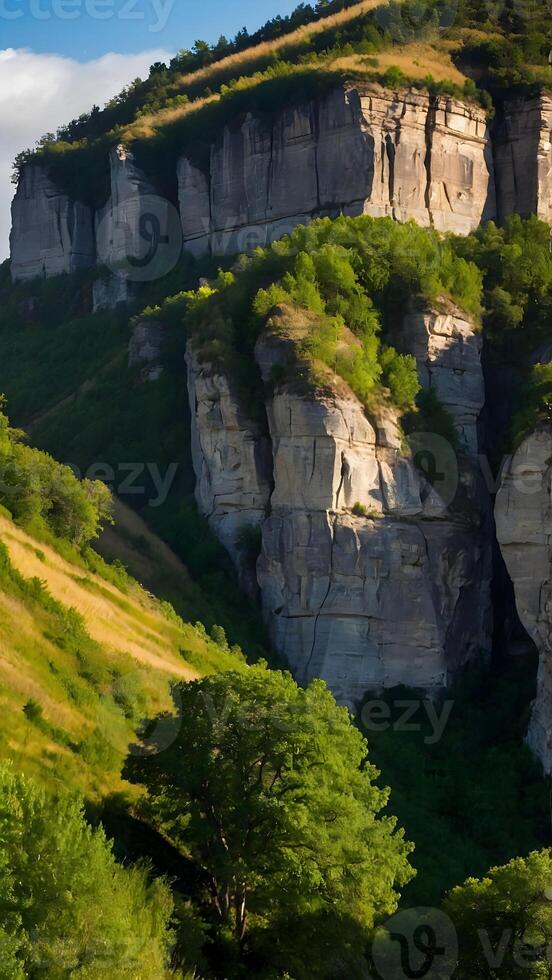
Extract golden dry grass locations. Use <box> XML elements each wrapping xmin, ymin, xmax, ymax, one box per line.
<box><xmin>1</xmin><ymin>515</ymin><xmax>197</xmax><ymax>681</ymax></box>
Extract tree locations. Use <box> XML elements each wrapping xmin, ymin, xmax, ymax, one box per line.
<box><xmin>0</xmin><ymin>765</ymin><xmax>177</xmax><ymax>979</ymax></box>
<box><xmin>128</xmin><ymin>665</ymin><xmax>414</xmax><ymax>971</ymax></box>
<box><xmin>444</xmin><ymin>850</ymin><xmax>552</xmax><ymax>978</ymax></box>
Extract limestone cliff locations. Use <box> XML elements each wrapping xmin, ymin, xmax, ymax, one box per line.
<box><xmin>178</xmin><ymin>85</ymin><xmax>496</xmax><ymax>255</ymax></box>
<box><xmin>186</xmin><ymin>307</ymin><xmax>492</xmax><ymax>703</ymax></box>
<box><xmin>12</xmin><ymin>87</ymin><xmax>552</xmax><ymax>283</ymax></box>
<box><xmin>495</xmin><ymin>426</ymin><xmax>552</xmax><ymax>772</ymax></box>
<box><xmin>10</xmin><ymin>164</ymin><xmax>95</xmax><ymax>281</ymax></box>
<box><xmin>494</xmin><ymin>95</ymin><xmax>552</xmax><ymax>224</ymax></box>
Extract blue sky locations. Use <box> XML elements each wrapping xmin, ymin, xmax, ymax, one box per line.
<box><xmin>1</xmin><ymin>0</ymin><xmax>301</xmax><ymax>61</ymax></box>
<box><xmin>0</xmin><ymin>0</ymin><xmax>300</xmax><ymax>257</ymax></box>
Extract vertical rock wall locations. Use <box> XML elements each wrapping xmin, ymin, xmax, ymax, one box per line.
<box><xmin>186</xmin><ymin>306</ymin><xmax>492</xmax><ymax>704</ymax></box>
<box><xmin>10</xmin><ymin>165</ymin><xmax>95</xmax><ymax>281</ymax></box>
<box><xmin>495</xmin><ymin>427</ymin><xmax>552</xmax><ymax>772</ymax></box>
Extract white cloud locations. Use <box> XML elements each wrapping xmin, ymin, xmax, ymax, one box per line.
<box><xmin>0</xmin><ymin>46</ymin><xmax>173</xmax><ymax>259</ymax></box>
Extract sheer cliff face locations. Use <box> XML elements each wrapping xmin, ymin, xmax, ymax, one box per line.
<box><xmin>10</xmin><ymin>165</ymin><xmax>95</xmax><ymax>281</ymax></box>
<box><xmin>495</xmin><ymin>427</ymin><xmax>552</xmax><ymax>772</ymax></box>
<box><xmin>494</xmin><ymin>96</ymin><xmax>552</xmax><ymax>223</ymax></box>
<box><xmin>187</xmin><ymin>307</ymin><xmax>492</xmax><ymax>704</ymax></box>
<box><xmin>177</xmin><ymin>85</ymin><xmax>495</xmax><ymax>254</ymax></box>
<box><xmin>11</xmin><ymin>87</ymin><xmax>552</xmax><ymax>283</ymax></box>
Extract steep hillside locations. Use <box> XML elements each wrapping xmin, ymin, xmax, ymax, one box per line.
<box><xmin>0</xmin><ymin>508</ymin><xmax>243</xmax><ymax>799</ymax></box>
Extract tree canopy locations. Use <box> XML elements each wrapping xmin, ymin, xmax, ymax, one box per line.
<box><xmin>0</xmin><ymin>765</ymin><xmax>176</xmax><ymax>979</ymax></box>
<box><xmin>127</xmin><ymin>664</ymin><xmax>414</xmax><ymax>975</ymax></box>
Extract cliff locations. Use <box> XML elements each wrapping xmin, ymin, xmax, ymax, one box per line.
<box><xmin>494</xmin><ymin>95</ymin><xmax>552</xmax><ymax>224</ymax></box>
<box><xmin>13</xmin><ymin>84</ymin><xmax>552</xmax><ymax>285</ymax></box>
<box><xmin>10</xmin><ymin>164</ymin><xmax>95</xmax><ymax>281</ymax></box>
<box><xmin>187</xmin><ymin>305</ymin><xmax>492</xmax><ymax>704</ymax></box>
<box><xmin>495</xmin><ymin>426</ymin><xmax>552</xmax><ymax>772</ymax></box>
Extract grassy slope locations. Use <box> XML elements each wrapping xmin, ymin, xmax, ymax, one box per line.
<box><xmin>0</xmin><ymin>510</ymin><xmax>240</xmax><ymax>801</ymax></box>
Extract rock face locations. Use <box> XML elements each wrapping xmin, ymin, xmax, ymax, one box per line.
<box><xmin>495</xmin><ymin>426</ymin><xmax>552</xmax><ymax>772</ymax></box>
<box><xmin>95</xmin><ymin>146</ymin><xmax>159</xmax><ymax>271</ymax></box>
<box><xmin>10</xmin><ymin>165</ymin><xmax>95</xmax><ymax>281</ymax></box>
<box><xmin>186</xmin><ymin>309</ymin><xmax>492</xmax><ymax>703</ymax></box>
<box><xmin>178</xmin><ymin>85</ymin><xmax>496</xmax><ymax>256</ymax></box>
<box><xmin>397</xmin><ymin>307</ymin><xmax>485</xmax><ymax>456</ymax></box>
<box><xmin>128</xmin><ymin>320</ymin><xmax>164</xmax><ymax>382</ymax></box>
<box><xmin>494</xmin><ymin>95</ymin><xmax>552</xmax><ymax>224</ymax></box>
<box><xmin>185</xmin><ymin>344</ymin><xmax>273</xmax><ymax>567</ymax></box>
<box><xmin>11</xmin><ymin>89</ymin><xmax>552</xmax><ymax>283</ymax></box>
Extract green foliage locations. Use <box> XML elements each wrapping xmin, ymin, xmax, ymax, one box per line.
<box><xmin>127</xmin><ymin>664</ymin><xmax>414</xmax><ymax>976</ymax></box>
<box><xmin>184</xmin><ymin>216</ymin><xmax>483</xmax><ymax>420</ymax></box>
<box><xmin>453</xmin><ymin>215</ymin><xmax>552</xmax><ymax>445</ymax></box>
<box><xmin>0</xmin><ymin>404</ymin><xmax>112</xmax><ymax>546</ymax></box>
<box><xmin>512</xmin><ymin>362</ymin><xmax>552</xmax><ymax>444</ymax></box>
<box><xmin>0</xmin><ymin>764</ymin><xmax>176</xmax><ymax>978</ymax></box>
<box><xmin>363</xmin><ymin>660</ymin><xmax>550</xmax><ymax>909</ymax></box>
<box><xmin>445</xmin><ymin>849</ymin><xmax>552</xmax><ymax>977</ymax></box>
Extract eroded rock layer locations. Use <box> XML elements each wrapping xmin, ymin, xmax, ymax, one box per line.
<box><xmin>178</xmin><ymin>85</ymin><xmax>496</xmax><ymax>254</ymax></box>
<box><xmin>187</xmin><ymin>308</ymin><xmax>492</xmax><ymax>703</ymax></box>
<box><xmin>10</xmin><ymin>165</ymin><xmax>95</xmax><ymax>281</ymax></box>
<box><xmin>495</xmin><ymin>427</ymin><xmax>552</xmax><ymax>772</ymax></box>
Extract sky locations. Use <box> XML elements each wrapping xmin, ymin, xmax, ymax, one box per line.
<box><xmin>0</xmin><ymin>0</ymin><xmax>300</xmax><ymax>257</ymax></box>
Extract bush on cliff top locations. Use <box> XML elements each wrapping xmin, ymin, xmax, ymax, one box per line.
<box><xmin>179</xmin><ymin>215</ymin><xmax>482</xmax><ymax>415</ymax></box>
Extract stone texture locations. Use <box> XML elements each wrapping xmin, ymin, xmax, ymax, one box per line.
<box><xmin>494</xmin><ymin>95</ymin><xmax>552</xmax><ymax>223</ymax></box>
<box><xmin>495</xmin><ymin>426</ymin><xmax>552</xmax><ymax>772</ymax></box>
<box><xmin>185</xmin><ymin>343</ymin><xmax>273</xmax><ymax>567</ymax></box>
<box><xmin>178</xmin><ymin>84</ymin><xmax>496</xmax><ymax>256</ymax></box>
<box><xmin>397</xmin><ymin>307</ymin><xmax>486</xmax><ymax>455</ymax></box>
<box><xmin>92</xmin><ymin>274</ymin><xmax>129</xmax><ymax>312</ymax></box>
<box><xmin>186</xmin><ymin>312</ymin><xmax>492</xmax><ymax>703</ymax></box>
<box><xmin>128</xmin><ymin>320</ymin><xmax>164</xmax><ymax>381</ymax></box>
<box><xmin>10</xmin><ymin>164</ymin><xmax>95</xmax><ymax>282</ymax></box>
<box><xmin>95</xmin><ymin>146</ymin><xmax>160</xmax><ymax>270</ymax></box>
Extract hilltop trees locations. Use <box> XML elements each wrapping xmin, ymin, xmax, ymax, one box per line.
<box><xmin>128</xmin><ymin>664</ymin><xmax>414</xmax><ymax>975</ymax></box>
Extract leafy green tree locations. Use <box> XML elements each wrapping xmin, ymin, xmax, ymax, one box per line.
<box><xmin>0</xmin><ymin>405</ymin><xmax>112</xmax><ymax>545</ymax></box>
<box><xmin>128</xmin><ymin>665</ymin><xmax>414</xmax><ymax>971</ymax></box>
<box><xmin>445</xmin><ymin>850</ymin><xmax>552</xmax><ymax>978</ymax></box>
<box><xmin>0</xmin><ymin>765</ymin><xmax>177</xmax><ymax>979</ymax></box>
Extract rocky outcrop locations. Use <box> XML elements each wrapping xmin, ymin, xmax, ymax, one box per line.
<box><xmin>186</xmin><ymin>308</ymin><xmax>492</xmax><ymax>703</ymax></box>
<box><xmin>494</xmin><ymin>95</ymin><xmax>552</xmax><ymax>224</ymax></box>
<box><xmin>185</xmin><ymin>344</ymin><xmax>273</xmax><ymax>568</ymax></box>
<box><xmin>128</xmin><ymin>319</ymin><xmax>164</xmax><ymax>381</ymax></box>
<box><xmin>397</xmin><ymin>306</ymin><xmax>485</xmax><ymax>456</ymax></box>
<box><xmin>178</xmin><ymin>85</ymin><xmax>496</xmax><ymax>256</ymax></box>
<box><xmin>10</xmin><ymin>164</ymin><xmax>95</xmax><ymax>281</ymax></box>
<box><xmin>12</xmin><ymin>89</ymin><xmax>552</xmax><ymax>284</ymax></box>
<box><xmin>95</xmin><ymin>146</ymin><xmax>158</xmax><ymax>271</ymax></box>
<box><xmin>495</xmin><ymin>426</ymin><xmax>552</xmax><ymax>772</ymax></box>
<box><xmin>92</xmin><ymin>274</ymin><xmax>129</xmax><ymax>312</ymax></box>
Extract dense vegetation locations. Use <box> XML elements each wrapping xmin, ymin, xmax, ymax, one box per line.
<box><xmin>0</xmin><ymin>765</ymin><xmax>178</xmax><ymax>979</ymax></box>
<box><xmin>0</xmin><ymin>401</ymin><xmax>112</xmax><ymax>546</ymax></box>
<box><xmin>126</xmin><ymin>664</ymin><xmax>414</xmax><ymax>977</ymax></box>
<box><xmin>176</xmin><ymin>215</ymin><xmax>481</xmax><ymax>418</ymax></box>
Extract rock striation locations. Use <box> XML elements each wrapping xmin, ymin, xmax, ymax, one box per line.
<box><xmin>10</xmin><ymin>164</ymin><xmax>95</xmax><ymax>281</ymax></box>
<box><xmin>185</xmin><ymin>344</ymin><xmax>273</xmax><ymax>568</ymax></box>
<box><xmin>495</xmin><ymin>426</ymin><xmax>552</xmax><ymax>772</ymax></box>
<box><xmin>397</xmin><ymin>306</ymin><xmax>485</xmax><ymax>456</ymax></box>
<box><xmin>11</xmin><ymin>87</ymin><xmax>552</xmax><ymax>283</ymax></box>
<box><xmin>187</xmin><ymin>307</ymin><xmax>492</xmax><ymax>703</ymax></box>
<box><xmin>494</xmin><ymin>95</ymin><xmax>552</xmax><ymax>224</ymax></box>
<box><xmin>178</xmin><ymin>85</ymin><xmax>496</xmax><ymax>255</ymax></box>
